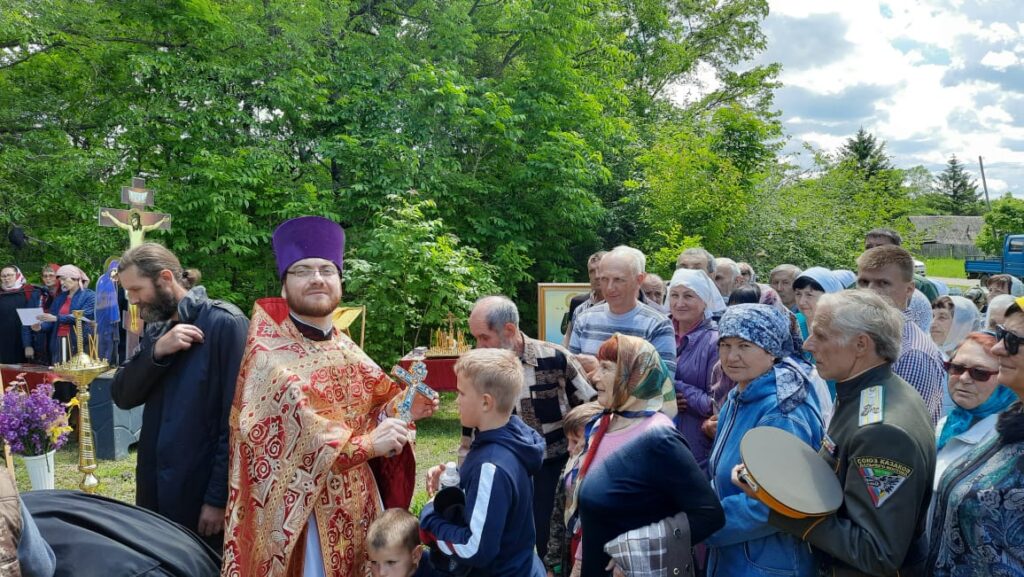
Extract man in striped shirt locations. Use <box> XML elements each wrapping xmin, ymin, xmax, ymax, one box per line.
<box><xmin>569</xmin><ymin>245</ymin><xmax>676</xmax><ymax>374</ymax></box>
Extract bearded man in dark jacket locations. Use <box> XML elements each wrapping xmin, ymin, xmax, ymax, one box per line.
<box><xmin>112</xmin><ymin>243</ymin><xmax>248</xmax><ymax>552</ymax></box>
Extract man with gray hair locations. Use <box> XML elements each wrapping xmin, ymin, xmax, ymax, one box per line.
<box><xmin>641</xmin><ymin>272</ymin><xmax>668</xmax><ymax>313</ymax></box>
<box><xmin>569</xmin><ymin>245</ymin><xmax>676</xmax><ymax>373</ymax></box>
<box><xmin>467</xmin><ymin>295</ymin><xmax>596</xmax><ymax>555</ymax></box>
<box><xmin>769</xmin><ymin>264</ymin><xmax>802</xmax><ymax>312</ymax></box>
<box><xmin>747</xmin><ymin>289</ymin><xmax>935</xmax><ymax>577</ymax></box>
<box><xmin>676</xmin><ymin>247</ymin><xmax>716</xmax><ymax>274</ymax></box>
<box><xmin>713</xmin><ymin>257</ymin><xmax>741</xmax><ymax>299</ymax></box>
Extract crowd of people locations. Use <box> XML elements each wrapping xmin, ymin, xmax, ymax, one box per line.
<box><xmin>3</xmin><ymin>223</ymin><xmax>1024</xmax><ymax>577</ymax></box>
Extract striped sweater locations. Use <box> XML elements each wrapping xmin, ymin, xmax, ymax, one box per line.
<box><xmin>568</xmin><ymin>302</ymin><xmax>677</xmax><ymax>373</ymax></box>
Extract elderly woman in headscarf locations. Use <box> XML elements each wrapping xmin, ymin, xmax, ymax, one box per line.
<box><xmin>572</xmin><ymin>334</ymin><xmax>724</xmax><ymax>577</ymax></box>
<box><xmin>667</xmin><ymin>268</ymin><xmax>726</xmax><ymax>470</ymax></box>
<box><xmin>963</xmin><ymin>285</ymin><xmax>988</xmax><ymax>314</ymax></box>
<box><xmin>792</xmin><ymin>267</ymin><xmax>843</xmax><ymax>342</ymax></box>
<box><xmin>985</xmin><ymin>273</ymin><xmax>1024</xmax><ymax>299</ymax></box>
<box><xmin>928</xmin><ymin>302</ymin><xmax>1024</xmax><ymax>575</ymax></box>
<box><xmin>931</xmin><ymin>296</ymin><xmax>980</xmax><ymax>359</ymax></box>
<box><xmin>933</xmin><ymin>331</ymin><xmax>1016</xmax><ymax>486</ymax></box>
<box><xmin>37</xmin><ymin>264</ymin><xmax>95</xmax><ymax>364</ymax></box>
<box><xmin>931</xmin><ymin>295</ymin><xmax>982</xmax><ymax>417</ymax></box>
<box><xmin>985</xmin><ymin>293</ymin><xmax>1015</xmax><ymax>330</ymax></box>
<box><xmin>707</xmin><ymin>284</ymin><xmax>806</xmax><ymax>421</ymax></box>
<box><xmin>703</xmin><ymin>305</ymin><xmax>827</xmax><ymax>577</ymax></box>
<box><xmin>0</xmin><ymin>265</ymin><xmax>41</xmax><ymax>363</ymax></box>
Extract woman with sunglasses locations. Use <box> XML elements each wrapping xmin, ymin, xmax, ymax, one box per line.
<box><xmin>933</xmin><ymin>332</ymin><xmax>1015</xmax><ymax>487</ymax></box>
<box><xmin>930</xmin><ymin>296</ymin><xmax>979</xmax><ymax>359</ymax></box>
<box><xmin>928</xmin><ymin>306</ymin><xmax>1024</xmax><ymax>575</ymax></box>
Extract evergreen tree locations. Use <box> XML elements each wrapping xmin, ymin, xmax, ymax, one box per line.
<box><xmin>839</xmin><ymin>128</ymin><xmax>894</xmax><ymax>180</ymax></box>
<box><xmin>935</xmin><ymin>155</ymin><xmax>982</xmax><ymax>215</ymax></box>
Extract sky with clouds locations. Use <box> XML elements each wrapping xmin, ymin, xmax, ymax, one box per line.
<box><xmin>756</xmin><ymin>0</ymin><xmax>1023</xmax><ymax>196</ymax></box>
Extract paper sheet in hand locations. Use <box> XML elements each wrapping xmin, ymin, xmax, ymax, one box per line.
<box><xmin>16</xmin><ymin>308</ymin><xmax>44</xmax><ymax>326</ymax></box>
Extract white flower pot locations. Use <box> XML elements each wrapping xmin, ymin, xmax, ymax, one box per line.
<box><xmin>22</xmin><ymin>450</ymin><xmax>56</xmax><ymax>490</ymax></box>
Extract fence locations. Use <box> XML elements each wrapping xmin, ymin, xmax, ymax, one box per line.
<box><xmin>918</xmin><ymin>244</ymin><xmax>986</xmax><ymax>259</ymax></box>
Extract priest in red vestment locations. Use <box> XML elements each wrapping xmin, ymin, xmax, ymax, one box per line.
<box><xmin>222</xmin><ymin>216</ymin><xmax>438</xmax><ymax>577</ymax></box>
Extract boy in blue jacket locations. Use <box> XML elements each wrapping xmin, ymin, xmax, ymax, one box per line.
<box><xmin>421</xmin><ymin>348</ymin><xmax>546</xmax><ymax>577</ymax></box>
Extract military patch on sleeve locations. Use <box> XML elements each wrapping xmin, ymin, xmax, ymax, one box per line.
<box><xmin>855</xmin><ymin>456</ymin><xmax>912</xmax><ymax>508</ymax></box>
<box><xmin>858</xmin><ymin>386</ymin><xmax>884</xmax><ymax>427</ymax></box>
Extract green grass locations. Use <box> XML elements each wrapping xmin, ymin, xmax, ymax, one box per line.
<box><xmin>12</xmin><ymin>438</ymin><xmax>138</xmax><ymax>501</ymax></box>
<box><xmin>411</xmin><ymin>391</ymin><xmax>462</xmax><ymax>513</ymax></box>
<box><xmin>921</xmin><ymin>257</ymin><xmax>966</xmax><ymax>279</ymax></box>
<box><xmin>13</xmin><ymin>392</ymin><xmax>462</xmax><ymax>513</ymax></box>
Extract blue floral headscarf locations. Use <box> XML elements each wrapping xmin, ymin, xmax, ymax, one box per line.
<box><xmin>719</xmin><ymin>304</ymin><xmax>812</xmax><ymax>412</ymax></box>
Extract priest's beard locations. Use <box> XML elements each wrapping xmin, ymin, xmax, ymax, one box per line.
<box><xmin>286</xmin><ymin>287</ymin><xmax>341</xmax><ymax>319</ymax></box>
<box><xmin>140</xmin><ymin>280</ymin><xmax>180</xmax><ymax>322</ymax></box>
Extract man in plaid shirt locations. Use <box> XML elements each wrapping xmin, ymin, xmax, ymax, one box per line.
<box><xmin>856</xmin><ymin>245</ymin><xmax>945</xmax><ymax>425</ymax></box>
<box><xmin>466</xmin><ymin>295</ymin><xmax>597</xmax><ymax>555</ymax></box>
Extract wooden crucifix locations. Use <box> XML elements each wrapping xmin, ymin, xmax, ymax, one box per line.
<box><xmin>98</xmin><ymin>177</ymin><xmax>172</xmax><ymax>249</ymax></box>
<box><xmin>98</xmin><ymin>176</ymin><xmax>173</xmax><ymax>355</ymax></box>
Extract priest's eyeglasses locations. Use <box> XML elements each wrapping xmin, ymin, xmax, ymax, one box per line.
<box><xmin>287</xmin><ymin>266</ymin><xmax>339</xmax><ymax>279</ymax></box>
<box><xmin>995</xmin><ymin>324</ymin><xmax>1024</xmax><ymax>356</ymax></box>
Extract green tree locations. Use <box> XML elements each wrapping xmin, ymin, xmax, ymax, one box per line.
<box><xmin>934</xmin><ymin>155</ymin><xmax>982</xmax><ymax>215</ymax></box>
<box><xmin>839</xmin><ymin>128</ymin><xmax>894</xmax><ymax>180</ymax></box>
<box><xmin>345</xmin><ymin>194</ymin><xmax>499</xmax><ymax>362</ymax></box>
<box><xmin>905</xmin><ymin>165</ymin><xmax>949</xmax><ymax>216</ymax></box>
<box><xmin>977</xmin><ymin>196</ymin><xmax>1024</xmax><ymax>255</ymax></box>
<box><xmin>1</xmin><ymin>0</ymin><xmax>780</xmax><ymax>361</ymax></box>
<box><xmin>733</xmin><ymin>144</ymin><xmax>916</xmax><ymax>272</ymax></box>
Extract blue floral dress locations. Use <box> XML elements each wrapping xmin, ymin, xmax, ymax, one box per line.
<box><xmin>928</xmin><ymin>404</ymin><xmax>1024</xmax><ymax>576</ymax></box>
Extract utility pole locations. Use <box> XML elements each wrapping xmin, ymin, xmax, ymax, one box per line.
<box><xmin>979</xmin><ymin>155</ymin><xmax>992</xmax><ymax>211</ymax></box>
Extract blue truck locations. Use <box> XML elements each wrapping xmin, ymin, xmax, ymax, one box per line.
<box><xmin>965</xmin><ymin>234</ymin><xmax>1024</xmax><ymax>280</ymax></box>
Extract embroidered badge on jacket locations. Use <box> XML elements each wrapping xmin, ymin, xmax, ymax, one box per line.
<box><xmin>858</xmin><ymin>386</ymin><xmax>884</xmax><ymax>427</ymax></box>
<box><xmin>855</xmin><ymin>456</ymin><xmax>912</xmax><ymax>508</ymax></box>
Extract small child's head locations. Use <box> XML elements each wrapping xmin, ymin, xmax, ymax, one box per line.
<box><xmin>453</xmin><ymin>348</ymin><xmax>523</xmax><ymax>430</ymax></box>
<box><xmin>562</xmin><ymin>401</ymin><xmax>603</xmax><ymax>456</ymax></box>
<box><xmin>367</xmin><ymin>508</ymin><xmax>423</xmax><ymax>577</ymax></box>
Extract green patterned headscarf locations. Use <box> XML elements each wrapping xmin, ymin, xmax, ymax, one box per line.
<box><xmin>608</xmin><ymin>334</ymin><xmax>677</xmax><ymax>419</ymax></box>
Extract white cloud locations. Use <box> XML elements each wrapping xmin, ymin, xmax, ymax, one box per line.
<box><xmin>799</xmin><ymin>131</ymin><xmax>849</xmax><ymax>152</ymax></box>
<box><xmin>987</xmin><ymin>22</ymin><xmax>1019</xmax><ymax>43</ymax></box>
<box><xmin>763</xmin><ymin>0</ymin><xmax>1024</xmax><ymax>195</ymax></box>
<box><xmin>980</xmin><ymin>50</ymin><xmax>1019</xmax><ymax>70</ymax></box>
<box><xmin>985</xmin><ymin>178</ymin><xmax>1008</xmax><ymax>193</ymax></box>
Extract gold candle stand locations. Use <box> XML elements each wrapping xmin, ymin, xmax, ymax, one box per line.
<box><xmin>51</xmin><ymin>310</ymin><xmax>109</xmax><ymax>493</ymax></box>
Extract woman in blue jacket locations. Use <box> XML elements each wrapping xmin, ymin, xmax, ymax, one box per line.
<box><xmin>37</xmin><ymin>264</ymin><xmax>95</xmax><ymax>362</ymax></box>
<box><xmin>705</xmin><ymin>304</ymin><xmax>826</xmax><ymax>577</ymax></box>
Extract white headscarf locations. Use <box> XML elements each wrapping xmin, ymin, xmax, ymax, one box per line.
<box><xmin>796</xmin><ymin>267</ymin><xmax>844</xmax><ymax>294</ymax></box>
<box><xmin>986</xmin><ymin>294</ymin><xmax>1016</xmax><ymax>329</ymax></box>
<box><xmin>935</xmin><ymin>296</ymin><xmax>980</xmax><ymax>355</ymax></box>
<box><xmin>832</xmin><ymin>269</ymin><xmax>856</xmax><ymax>288</ymax></box>
<box><xmin>0</xmin><ymin>266</ymin><xmax>26</xmax><ymax>292</ymax></box>
<box><xmin>1011</xmin><ymin>276</ymin><xmax>1024</xmax><ymax>297</ymax></box>
<box><xmin>668</xmin><ymin>268</ymin><xmax>726</xmax><ymax>320</ymax></box>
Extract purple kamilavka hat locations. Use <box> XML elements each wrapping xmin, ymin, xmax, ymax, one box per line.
<box><xmin>271</xmin><ymin>216</ymin><xmax>345</xmax><ymax>279</ymax></box>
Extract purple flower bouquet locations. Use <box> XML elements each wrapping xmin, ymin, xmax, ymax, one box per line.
<box><xmin>0</xmin><ymin>378</ymin><xmax>72</xmax><ymax>456</ymax></box>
